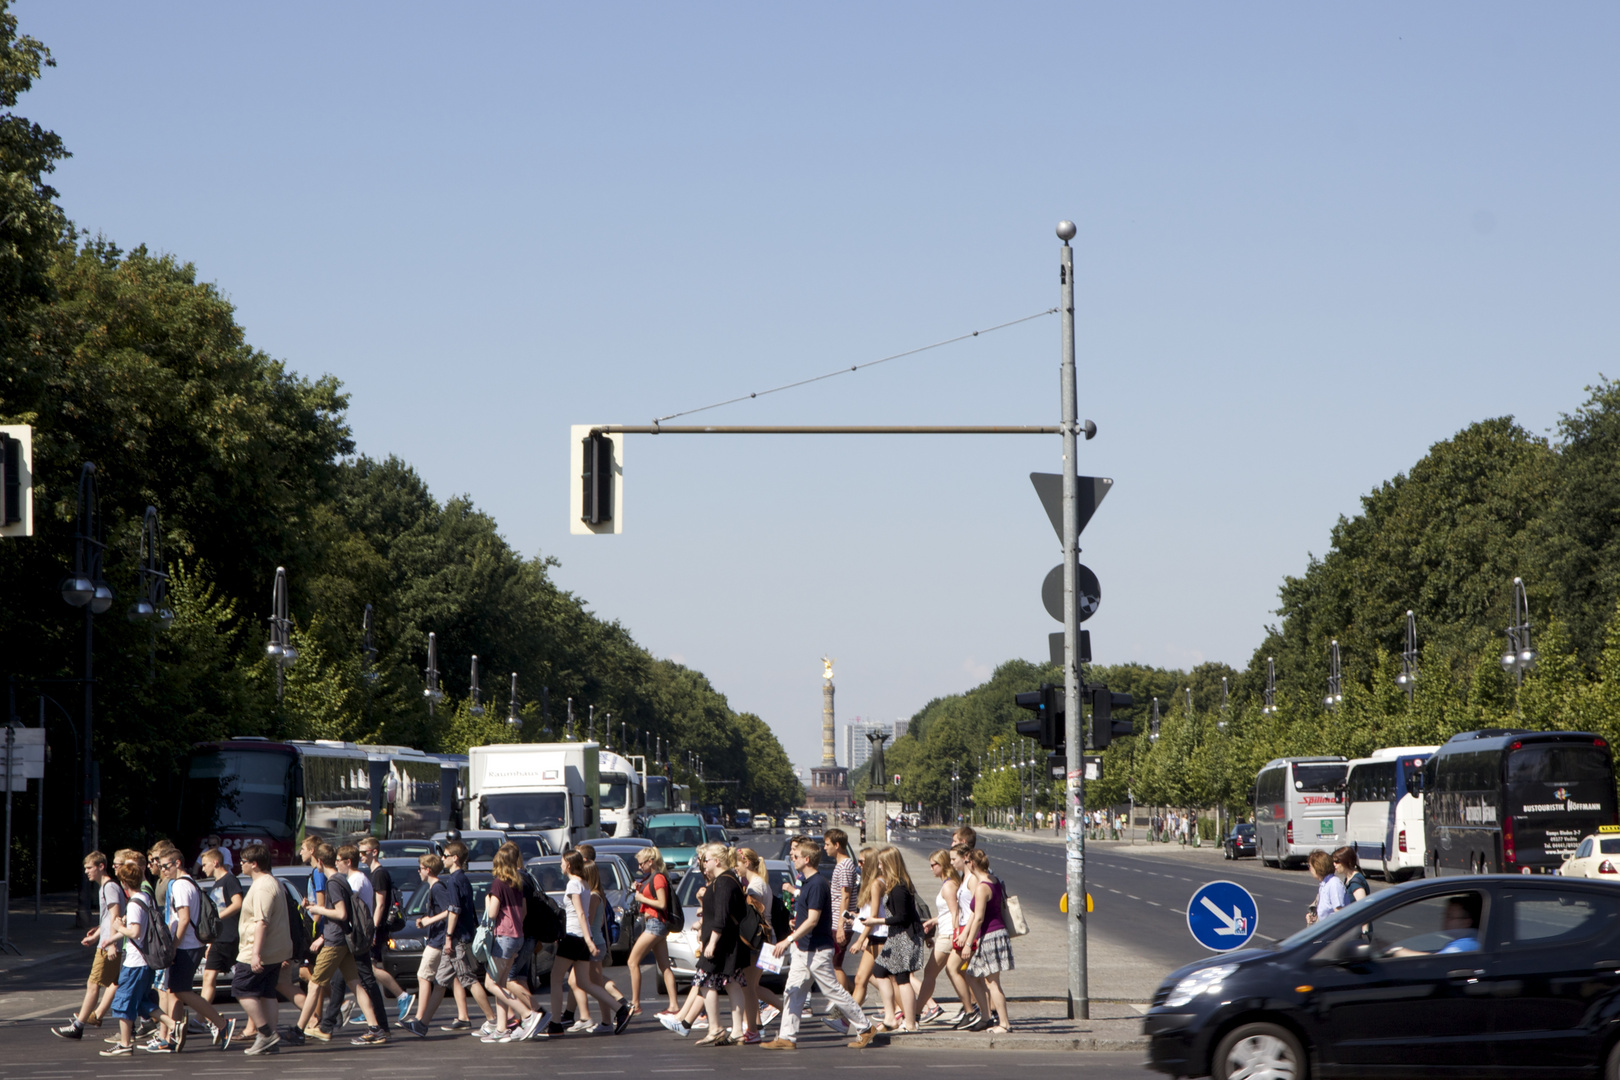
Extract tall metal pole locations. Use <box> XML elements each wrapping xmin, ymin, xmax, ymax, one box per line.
<box><xmin>1058</xmin><ymin>219</ymin><xmax>1088</xmax><ymax>1020</ymax></box>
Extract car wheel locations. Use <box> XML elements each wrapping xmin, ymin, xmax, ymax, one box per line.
<box><xmin>1213</xmin><ymin>1021</ymin><xmax>1306</xmax><ymax>1080</ymax></box>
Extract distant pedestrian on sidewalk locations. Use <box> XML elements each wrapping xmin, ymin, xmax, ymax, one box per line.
<box><xmin>53</xmin><ymin>851</ymin><xmax>123</xmax><ymax>1041</ymax></box>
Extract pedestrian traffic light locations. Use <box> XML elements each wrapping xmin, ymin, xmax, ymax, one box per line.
<box><xmin>570</xmin><ymin>425</ymin><xmax>622</xmax><ymax>534</ymax></box>
<box><xmin>0</xmin><ymin>425</ymin><xmax>32</xmax><ymax>538</ymax></box>
<box><xmin>1089</xmin><ymin>684</ymin><xmax>1135</xmax><ymax>750</ymax></box>
<box><xmin>1015</xmin><ymin>682</ymin><xmax>1065</xmax><ymax>750</ymax></box>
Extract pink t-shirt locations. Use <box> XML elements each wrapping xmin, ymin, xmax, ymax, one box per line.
<box><xmin>489</xmin><ymin>878</ymin><xmax>524</xmax><ymax>939</ymax></box>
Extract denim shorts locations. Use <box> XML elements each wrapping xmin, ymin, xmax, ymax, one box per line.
<box><xmin>643</xmin><ymin>917</ymin><xmax>667</xmax><ymax>937</ymax></box>
<box><xmin>492</xmin><ymin>935</ymin><xmax>522</xmax><ymax>960</ymax></box>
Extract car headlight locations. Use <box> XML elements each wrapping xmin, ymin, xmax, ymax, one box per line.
<box><xmin>1164</xmin><ymin>963</ymin><xmax>1238</xmax><ymax>1008</ymax></box>
<box><xmin>389</xmin><ymin>938</ymin><xmax>424</xmax><ymax>952</ymax></box>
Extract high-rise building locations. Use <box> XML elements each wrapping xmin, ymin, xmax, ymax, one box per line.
<box><xmin>893</xmin><ymin>717</ymin><xmax>909</xmax><ymax>742</ymax></box>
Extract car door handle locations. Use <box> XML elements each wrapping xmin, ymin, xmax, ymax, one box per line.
<box><xmin>1447</xmin><ymin>969</ymin><xmax>1484</xmax><ymax>978</ymax></box>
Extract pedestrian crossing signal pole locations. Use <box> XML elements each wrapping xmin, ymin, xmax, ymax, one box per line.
<box><xmin>1057</xmin><ymin>219</ymin><xmax>1089</xmax><ymax>1021</ymax></box>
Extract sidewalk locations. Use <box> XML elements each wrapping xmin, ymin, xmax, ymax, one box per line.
<box><xmin>895</xmin><ymin>999</ymin><xmax>1145</xmax><ymax>1050</ymax></box>
<box><xmin>0</xmin><ymin>891</ymin><xmax>91</xmax><ymax>1023</ymax></box>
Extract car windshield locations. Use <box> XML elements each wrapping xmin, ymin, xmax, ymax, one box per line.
<box><xmin>509</xmin><ymin>836</ymin><xmax>546</xmax><ymax>859</ymax></box>
<box><xmin>677</xmin><ymin>869</ymin><xmax>707</xmax><ymax>906</ymax></box>
<box><xmin>480</xmin><ymin>793</ymin><xmax>565</xmax><ymax>831</ymax></box>
<box><xmin>1601</xmin><ymin>838</ymin><xmax>1620</xmax><ymax>855</ymax></box>
<box><xmin>1235</xmin><ymin>824</ymin><xmax>1254</xmax><ymax>836</ymax></box>
<box><xmin>379</xmin><ymin>840</ymin><xmax>433</xmax><ymax>857</ymax></box>
<box><xmin>1272</xmin><ymin>901</ymin><xmax>1363</xmax><ymax>951</ymax></box>
<box><xmin>648</xmin><ymin>824</ymin><xmax>704</xmax><ymax>849</ymax></box>
<box><xmin>1294</xmin><ymin>764</ymin><xmax>1347</xmax><ymax>792</ymax></box>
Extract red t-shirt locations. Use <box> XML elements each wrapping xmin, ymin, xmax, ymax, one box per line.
<box><xmin>638</xmin><ymin>873</ymin><xmax>670</xmax><ymax>919</ymax></box>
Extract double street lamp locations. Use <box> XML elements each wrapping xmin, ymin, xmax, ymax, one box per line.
<box><xmin>423</xmin><ymin>632</ymin><xmax>444</xmax><ymax>715</ymax></box>
<box><xmin>128</xmin><ymin>507</ymin><xmax>173</xmax><ymax>681</ymax></box>
<box><xmin>266</xmin><ymin>567</ymin><xmax>297</xmax><ymax>700</ymax></box>
<box><xmin>1262</xmin><ymin>657</ymin><xmax>1277</xmax><ymax>716</ymax></box>
<box><xmin>1324</xmin><ymin>640</ymin><xmax>1343</xmax><ymax>710</ymax></box>
<box><xmin>1503</xmin><ymin>577</ymin><xmax>1538</xmax><ymax>685</ymax></box>
<box><xmin>1398</xmin><ymin>610</ymin><xmax>1419</xmax><ymax>700</ymax></box>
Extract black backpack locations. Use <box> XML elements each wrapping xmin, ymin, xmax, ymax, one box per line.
<box><xmin>660</xmin><ymin>876</ymin><xmax>685</xmax><ymax>934</ymax></box>
<box><xmin>188</xmin><ymin>876</ymin><xmax>222</xmax><ymax>944</ymax></box>
<box><xmin>522</xmin><ymin>873</ymin><xmax>565</xmax><ymax>944</ymax></box>
<box><xmin>131</xmin><ymin>893</ymin><xmax>177</xmax><ymax>969</ymax></box>
<box><xmin>282</xmin><ymin>886</ymin><xmax>312</xmax><ymax>961</ymax></box>
<box><xmin>342</xmin><ymin>877</ymin><xmax>375</xmax><ymax>955</ymax></box>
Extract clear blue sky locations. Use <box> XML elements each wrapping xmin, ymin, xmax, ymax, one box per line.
<box><xmin>21</xmin><ymin>3</ymin><xmax>1618</xmax><ymax>775</ymax></box>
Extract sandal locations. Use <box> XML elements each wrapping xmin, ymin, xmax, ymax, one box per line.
<box><xmin>988</xmin><ymin>1025</ymin><xmax>1010</xmax><ymax>1034</ymax></box>
<box><xmin>695</xmin><ymin>1028</ymin><xmax>731</xmax><ymax>1047</ymax></box>
<box><xmin>627</xmin><ymin>1004</ymin><xmax>642</xmax><ymax>1017</ymax></box>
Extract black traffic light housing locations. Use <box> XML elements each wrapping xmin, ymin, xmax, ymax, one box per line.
<box><xmin>581</xmin><ymin>430</ymin><xmax>615</xmax><ymax>526</ymax></box>
<box><xmin>1014</xmin><ymin>682</ymin><xmax>1062</xmax><ymax>750</ymax></box>
<box><xmin>0</xmin><ymin>432</ymin><xmax>19</xmax><ymax>525</ymax></box>
<box><xmin>1089</xmin><ymin>684</ymin><xmax>1135</xmax><ymax>750</ymax></box>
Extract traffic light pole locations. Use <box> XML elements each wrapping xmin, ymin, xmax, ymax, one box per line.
<box><xmin>1057</xmin><ymin>219</ymin><xmax>1088</xmax><ymax>1021</ymax></box>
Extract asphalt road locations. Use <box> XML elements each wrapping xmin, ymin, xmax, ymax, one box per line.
<box><xmin>0</xmin><ymin>1009</ymin><xmax>1146</xmax><ymax>1080</ymax></box>
<box><xmin>903</xmin><ymin>827</ymin><xmax>1325</xmax><ymax>980</ymax></box>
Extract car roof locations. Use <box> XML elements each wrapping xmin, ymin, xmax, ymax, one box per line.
<box><xmin>647</xmin><ymin>813</ymin><xmax>703</xmax><ymax>823</ymax></box>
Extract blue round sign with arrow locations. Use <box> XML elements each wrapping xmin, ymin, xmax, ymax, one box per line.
<box><xmin>1187</xmin><ymin>880</ymin><xmax>1260</xmax><ymax>952</ymax></box>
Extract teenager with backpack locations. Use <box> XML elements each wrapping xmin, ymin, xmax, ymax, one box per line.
<box><xmin>357</xmin><ymin>839</ymin><xmax>410</xmax><ymax>1017</ymax></box>
<box><xmin>53</xmin><ymin>851</ymin><xmax>123</xmax><ymax>1041</ymax></box>
<box><xmin>99</xmin><ymin>854</ymin><xmax>156</xmax><ymax>1056</ymax></box>
<box><xmin>198</xmin><ymin>848</ymin><xmax>243</xmax><ymax>1012</ymax></box>
<box><xmin>479</xmin><ymin>843</ymin><xmax>548</xmax><ymax>1042</ymax></box>
<box><xmin>148</xmin><ymin>846</ymin><xmax>234</xmax><ymax>1051</ymax></box>
<box><xmin>628</xmin><ymin>846</ymin><xmax>679</xmax><ymax>1018</ymax></box>
<box><xmin>285</xmin><ymin>843</ymin><xmax>387</xmax><ymax>1046</ymax></box>
<box><xmin>336</xmin><ymin>844</ymin><xmax>390</xmax><ymax>1045</ymax></box>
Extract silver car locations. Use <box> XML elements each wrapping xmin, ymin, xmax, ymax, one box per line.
<box><xmin>665</xmin><ymin>859</ymin><xmax>794</xmax><ymax>983</ymax></box>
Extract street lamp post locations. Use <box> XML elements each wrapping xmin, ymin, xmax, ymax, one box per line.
<box><xmin>507</xmin><ymin>672</ymin><xmax>522</xmax><ymax>728</ymax></box>
<box><xmin>60</xmin><ymin>463</ymin><xmax>112</xmax><ymax>864</ymax></box>
<box><xmin>1218</xmin><ymin>677</ymin><xmax>1228</xmax><ymax>731</ymax></box>
<box><xmin>1398</xmin><ymin>610</ymin><xmax>1419</xmax><ymax>701</ymax></box>
<box><xmin>127</xmin><ymin>506</ymin><xmax>173</xmax><ymax>679</ymax></box>
<box><xmin>1324</xmin><ymin>640</ymin><xmax>1343</xmax><ymax>710</ymax></box>
<box><xmin>588</xmin><ymin>704</ymin><xmax>595</xmax><ymax>743</ymax></box>
<box><xmin>1263</xmin><ymin>657</ymin><xmax>1277</xmax><ymax>715</ymax></box>
<box><xmin>1503</xmin><ymin>577</ymin><xmax>1537</xmax><ymax>686</ymax></box>
<box><xmin>422</xmin><ymin>632</ymin><xmax>444</xmax><ymax>716</ymax></box>
<box><xmin>469</xmin><ymin>656</ymin><xmax>484</xmax><ymax>716</ymax></box>
<box><xmin>566</xmin><ymin>697</ymin><xmax>574</xmax><ymax>739</ymax></box>
<box><xmin>266</xmin><ymin>567</ymin><xmax>297</xmax><ymax>702</ymax></box>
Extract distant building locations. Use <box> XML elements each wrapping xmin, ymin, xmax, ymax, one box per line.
<box><xmin>893</xmin><ymin>717</ymin><xmax>909</xmax><ymax>742</ymax></box>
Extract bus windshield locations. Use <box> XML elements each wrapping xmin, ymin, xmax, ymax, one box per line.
<box><xmin>480</xmin><ymin>792</ymin><xmax>565</xmax><ymax>831</ymax></box>
<box><xmin>644</xmin><ymin>776</ymin><xmax>671</xmax><ymax>811</ymax></box>
<box><xmin>599</xmin><ymin>779</ymin><xmax>629</xmax><ymax>810</ymax></box>
<box><xmin>181</xmin><ymin>747</ymin><xmax>296</xmax><ymax>840</ymax></box>
<box><xmin>1293</xmin><ymin>764</ymin><xmax>1347</xmax><ymax>792</ymax></box>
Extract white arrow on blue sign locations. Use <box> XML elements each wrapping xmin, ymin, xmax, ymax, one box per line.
<box><xmin>1186</xmin><ymin>880</ymin><xmax>1260</xmax><ymax>952</ymax></box>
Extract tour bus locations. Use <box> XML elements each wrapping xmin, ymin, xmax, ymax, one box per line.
<box><xmin>179</xmin><ymin>736</ymin><xmax>468</xmax><ymax>865</ymax></box>
<box><xmin>1343</xmin><ymin>745</ymin><xmax>1437</xmax><ymax>881</ymax></box>
<box><xmin>1253</xmin><ymin>756</ymin><xmax>1349</xmax><ymax>869</ymax></box>
<box><xmin>1423</xmin><ymin>728</ymin><xmax>1618</xmax><ymax>875</ymax></box>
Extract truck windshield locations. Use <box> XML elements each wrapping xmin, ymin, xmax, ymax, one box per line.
<box><xmin>599</xmin><ymin>780</ymin><xmax>629</xmax><ymax>809</ymax></box>
<box><xmin>1293</xmin><ymin>764</ymin><xmax>1347</xmax><ymax>792</ymax></box>
<box><xmin>180</xmin><ymin>748</ymin><xmax>296</xmax><ymax>840</ymax></box>
<box><xmin>644</xmin><ymin>777</ymin><xmax>670</xmax><ymax>811</ymax></box>
<box><xmin>480</xmin><ymin>792</ymin><xmax>566</xmax><ymax>831</ymax></box>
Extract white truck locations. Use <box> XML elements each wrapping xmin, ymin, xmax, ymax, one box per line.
<box><xmin>468</xmin><ymin>742</ymin><xmax>601</xmax><ymax>854</ymax></box>
<box><xmin>597</xmin><ymin>749</ymin><xmax>645</xmax><ymax>838</ymax></box>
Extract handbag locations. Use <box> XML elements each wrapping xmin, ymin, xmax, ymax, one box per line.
<box><xmin>1004</xmin><ymin>890</ymin><xmax>1031</xmax><ymax>938</ymax></box>
<box><xmin>471</xmin><ymin>915</ymin><xmax>496</xmax><ymax>969</ymax></box>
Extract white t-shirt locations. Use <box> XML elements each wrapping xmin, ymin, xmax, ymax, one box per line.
<box><xmin>956</xmin><ymin>878</ymin><xmax>974</xmax><ymax>927</ymax></box>
<box><xmin>564</xmin><ymin>878</ymin><xmax>586</xmax><ymax>937</ymax></box>
<box><xmin>347</xmin><ymin>870</ymin><xmax>376</xmax><ymax>912</ymax></box>
<box><xmin>123</xmin><ymin>893</ymin><xmax>152</xmax><ymax>968</ymax></box>
<box><xmin>857</xmin><ymin>902</ymin><xmax>889</xmax><ymax>939</ymax></box>
<box><xmin>167</xmin><ymin>876</ymin><xmax>204</xmax><ymax>951</ymax></box>
<box><xmin>98</xmin><ymin>880</ymin><xmax>124</xmax><ymax>948</ymax></box>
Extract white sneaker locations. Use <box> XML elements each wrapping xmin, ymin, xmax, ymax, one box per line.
<box><xmin>517</xmin><ymin>1012</ymin><xmax>547</xmax><ymax>1041</ymax></box>
<box><xmin>567</xmin><ymin>1019</ymin><xmax>593</xmax><ymax>1033</ymax></box>
<box><xmin>822</xmin><ymin>1015</ymin><xmax>851</xmax><ymax>1036</ymax></box>
<box><xmin>478</xmin><ymin>1021</ymin><xmax>498</xmax><ymax>1037</ymax></box>
<box><xmin>758</xmin><ymin>1005</ymin><xmax>780</xmax><ymax>1027</ymax></box>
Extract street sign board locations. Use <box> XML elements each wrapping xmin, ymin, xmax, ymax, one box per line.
<box><xmin>1042</xmin><ymin>562</ymin><xmax>1100</xmax><ymax>623</ymax></box>
<box><xmin>0</xmin><ymin>725</ymin><xmax>45</xmax><ymax>791</ymax></box>
<box><xmin>1030</xmin><ymin>473</ymin><xmax>1112</xmax><ymax>543</ymax></box>
<box><xmin>1186</xmin><ymin>880</ymin><xmax>1259</xmax><ymax>952</ymax></box>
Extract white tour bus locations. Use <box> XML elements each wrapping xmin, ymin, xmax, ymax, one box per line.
<box><xmin>1343</xmin><ymin>745</ymin><xmax>1437</xmax><ymax>881</ymax></box>
<box><xmin>1253</xmin><ymin>755</ymin><xmax>1349</xmax><ymax>869</ymax></box>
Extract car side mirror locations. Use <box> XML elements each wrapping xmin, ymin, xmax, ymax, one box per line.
<box><xmin>1335</xmin><ymin>940</ymin><xmax>1372</xmax><ymax>966</ymax></box>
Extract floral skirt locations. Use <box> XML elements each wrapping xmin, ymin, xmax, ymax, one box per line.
<box><xmin>969</xmin><ymin>929</ymin><xmax>1015</xmax><ymax>977</ymax></box>
<box><xmin>693</xmin><ymin>969</ymin><xmax>730</xmax><ymax>990</ymax></box>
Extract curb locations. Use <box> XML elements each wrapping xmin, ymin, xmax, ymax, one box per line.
<box><xmin>895</xmin><ymin>1032</ymin><xmax>1147</xmax><ymax>1051</ymax></box>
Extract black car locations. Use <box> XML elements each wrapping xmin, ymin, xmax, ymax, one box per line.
<box><xmin>1223</xmin><ymin>823</ymin><xmax>1257</xmax><ymax>860</ymax></box>
<box><xmin>1146</xmin><ymin>874</ymin><xmax>1620</xmax><ymax>1079</ymax></box>
<box><xmin>382</xmin><ymin>869</ymin><xmax>556</xmax><ymax>991</ymax></box>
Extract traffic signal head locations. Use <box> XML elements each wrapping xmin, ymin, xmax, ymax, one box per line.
<box><xmin>1014</xmin><ymin>682</ymin><xmax>1065</xmax><ymax>750</ymax></box>
<box><xmin>570</xmin><ymin>425</ymin><xmax>622</xmax><ymax>534</ymax></box>
<box><xmin>0</xmin><ymin>425</ymin><xmax>33</xmax><ymax>538</ymax></box>
<box><xmin>1089</xmin><ymin>684</ymin><xmax>1135</xmax><ymax>750</ymax></box>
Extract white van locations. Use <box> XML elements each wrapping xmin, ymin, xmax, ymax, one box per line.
<box><xmin>1253</xmin><ymin>756</ymin><xmax>1349</xmax><ymax>869</ymax></box>
<box><xmin>1343</xmin><ymin>745</ymin><xmax>1436</xmax><ymax>881</ymax></box>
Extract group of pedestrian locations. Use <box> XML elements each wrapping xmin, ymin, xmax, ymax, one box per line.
<box><xmin>647</xmin><ymin>824</ymin><xmax>1017</xmax><ymax>1049</ymax></box>
<box><xmin>1305</xmin><ymin>846</ymin><xmax>1372</xmax><ymax>925</ymax></box>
